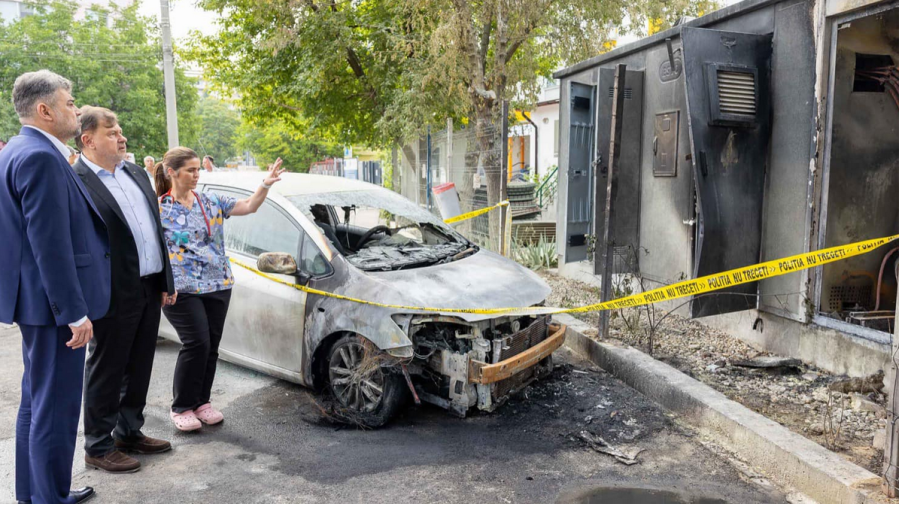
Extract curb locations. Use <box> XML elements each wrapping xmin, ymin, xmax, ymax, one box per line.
<box><xmin>553</xmin><ymin>313</ymin><xmax>885</xmax><ymax>504</ymax></box>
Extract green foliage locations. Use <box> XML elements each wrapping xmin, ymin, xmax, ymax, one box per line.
<box><xmin>194</xmin><ymin>96</ymin><xmax>240</xmax><ymax>165</ymax></box>
<box><xmin>514</xmin><ymin>235</ymin><xmax>558</xmax><ymax>270</ymax></box>
<box><xmin>0</xmin><ymin>0</ymin><xmax>199</xmax><ymax>156</ymax></box>
<box><xmin>236</xmin><ymin>119</ymin><xmax>342</xmax><ymax>172</ymax></box>
<box><xmin>185</xmin><ymin>0</ymin><xmax>718</xmax><ymax>149</ymax></box>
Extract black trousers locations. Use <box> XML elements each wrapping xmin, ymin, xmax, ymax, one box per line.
<box><xmin>162</xmin><ymin>289</ymin><xmax>232</xmax><ymax>413</ymax></box>
<box><xmin>83</xmin><ymin>276</ymin><xmax>162</xmax><ymax>457</ymax></box>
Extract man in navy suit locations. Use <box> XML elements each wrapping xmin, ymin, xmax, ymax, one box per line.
<box><xmin>0</xmin><ymin>70</ymin><xmax>110</xmax><ymax>504</ymax></box>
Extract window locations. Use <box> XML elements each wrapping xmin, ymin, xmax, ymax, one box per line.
<box><xmin>214</xmin><ymin>189</ymin><xmax>301</xmax><ymax>258</ymax></box>
<box><xmin>18</xmin><ymin>1</ymin><xmax>34</xmax><ymax>17</ymax></box>
<box><xmin>300</xmin><ymin>237</ymin><xmax>331</xmax><ymax>276</ymax></box>
<box><xmin>853</xmin><ymin>53</ymin><xmax>895</xmax><ymax>93</ymax></box>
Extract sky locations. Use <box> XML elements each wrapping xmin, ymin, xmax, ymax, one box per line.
<box><xmin>137</xmin><ymin>0</ymin><xmax>648</xmax><ymax>49</ymax></box>
<box><xmin>137</xmin><ymin>0</ymin><xmax>219</xmax><ymax>42</ymax></box>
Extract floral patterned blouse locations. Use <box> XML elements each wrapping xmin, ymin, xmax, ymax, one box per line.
<box><xmin>159</xmin><ymin>191</ymin><xmax>238</xmax><ymax>294</ymax></box>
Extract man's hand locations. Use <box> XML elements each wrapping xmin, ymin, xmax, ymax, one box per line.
<box><xmin>161</xmin><ymin>291</ymin><xmax>177</xmax><ymax>307</ymax></box>
<box><xmin>67</xmin><ymin>319</ymin><xmax>93</xmax><ymax>349</ymax></box>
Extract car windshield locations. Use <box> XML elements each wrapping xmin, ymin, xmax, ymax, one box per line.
<box><xmin>288</xmin><ymin>188</ymin><xmax>476</xmax><ymax>271</ymax></box>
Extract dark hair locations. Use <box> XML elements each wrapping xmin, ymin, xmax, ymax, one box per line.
<box><xmin>12</xmin><ymin>70</ymin><xmax>72</xmax><ymax>121</ymax></box>
<box><xmin>203</xmin><ymin>155</ymin><xmax>214</xmax><ymax>164</ymax></box>
<box><xmin>75</xmin><ymin>105</ymin><xmax>118</xmax><ymax>150</ymax></box>
<box><xmin>155</xmin><ymin>146</ymin><xmax>200</xmax><ymax>198</ymax></box>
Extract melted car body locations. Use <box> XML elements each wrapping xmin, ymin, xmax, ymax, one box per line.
<box><xmin>159</xmin><ymin>172</ymin><xmax>563</xmax><ymax>425</ymax></box>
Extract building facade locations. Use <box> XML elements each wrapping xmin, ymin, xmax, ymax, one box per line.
<box><xmin>553</xmin><ymin>0</ymin><xmax>898</xmax><ymax>382</ymax></box>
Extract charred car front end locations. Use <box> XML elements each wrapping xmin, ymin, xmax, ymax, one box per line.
<box><xmin>400</xmin><ymin>313</ymin><xmax>565</xmax><ymax>416</ymax></box>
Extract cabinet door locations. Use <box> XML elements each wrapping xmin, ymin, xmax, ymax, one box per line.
<box><xmin>564</xmin><ymin>82</ymin><xmax>596</xmax><ymax>263</ymax></box>
<box><xmin>595</xmin><ymin>67</ymin><xmax>644</xmax><ymax>275</ymax></box>
<box><xmin>682</xmin><ymin>27</ymin><xmax>772</xmax><ymax>317</ymax></box>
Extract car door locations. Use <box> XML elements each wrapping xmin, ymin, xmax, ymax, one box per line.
<box><xmin>208</xmin><ymin>186</ymin><xmax>308</xmax><ymax>375</ymax></box>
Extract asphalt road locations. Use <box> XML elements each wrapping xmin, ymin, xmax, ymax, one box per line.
<box><xmin>0</xmin><ymin>324</ymin><xmax>787</xmax><ymax>503</ymax></box>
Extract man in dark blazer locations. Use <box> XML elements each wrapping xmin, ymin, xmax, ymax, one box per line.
<box><xmin>0</xmin><ymin>70</ymin><xmax>108</xmax><ymax>504</ymax></box>
<box><xmin>73</xmin><ymin>106</ymin><xmax>176</xmax><ymax>473</ymax></box>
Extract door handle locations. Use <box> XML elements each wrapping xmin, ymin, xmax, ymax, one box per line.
<box><xmin>652</xmin><ymin>136</ymin><xmax>659</xmax><ymax>156</ymax></box>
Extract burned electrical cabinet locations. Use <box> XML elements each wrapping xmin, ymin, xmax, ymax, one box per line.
<box><xmin>681</xmin><ymin>26</ymin><xmax>773</xmax><ymax>318</ymax></box>
<box><xmin>595</xmin><ymin>68</ymin><xmax>645</xmax><ymax>274</ymax></box>
<box><xmin>564</xmin><ymin>82</ymin><xmax>596</xmax><ymax>263</ymax></box>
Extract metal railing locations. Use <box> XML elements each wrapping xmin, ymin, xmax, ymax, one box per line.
<box><xmin>536</xmin><ymin>165</ymin><xmax>559</xmax><ymax>207</ymax></box>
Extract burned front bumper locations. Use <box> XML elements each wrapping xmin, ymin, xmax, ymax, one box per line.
<box><xmin>408</xmin><ymin>315</ymin><xmax>566</xmax><ymax>416</ymax></box>
<box><xmin>468</xmin><ymin>323</ymin><xmax>566</xmax><ymax>385</ymax></box>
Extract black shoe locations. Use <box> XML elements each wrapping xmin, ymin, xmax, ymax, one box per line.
<box><xmin>69</xmin><ymin>487</ymin><xmax>95</xmax><ymax>504</ymax></box>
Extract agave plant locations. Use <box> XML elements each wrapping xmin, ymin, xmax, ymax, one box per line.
<box><xmin>513</xmin><ymin>235</ymin><xmax>558</xmax><ymax>270</ymax></box>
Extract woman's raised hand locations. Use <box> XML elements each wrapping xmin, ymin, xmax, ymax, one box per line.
<box><xmin>264</xmin><ymin>158</ymin><xmax>286</xmax><ymax>186</ymax></box>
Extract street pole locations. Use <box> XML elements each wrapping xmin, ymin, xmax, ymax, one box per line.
<box><xmin>598</xmin><ymin>64</ymin><xmax>626</xmax><ymax>341</ymax></box>
<box><xmin>499</xmin><ymin>100</ymin><xmax>509</xmax><ymax>254</ymax></box>
<box><xmin>447</xmin><ymin>117</ymin><xmax>453</xmax><ymax>185</ymax></box>
<box><xmin>426</xmin><ymin>125</ymin><xmax>432</xmax><ymax>209</ymax></box>
<box><xmin>160</xmin><ymin>0</ymin><xmax>179</xmax><ymax>148</ymax></box>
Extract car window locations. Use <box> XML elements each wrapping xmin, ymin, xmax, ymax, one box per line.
<box><xmin>300</xmin><ymin>235</ymin><xmax>331</xmax><ymax>276</ymax></box>
<box><xmin>289</xmin><ymin>189</ymin><xmax>475</xmax><ymax>271</ymax></box>
<box><xmin>213</xmin><ymin>187</ymin><xmax>332</xmax><ymax>277</ymax></box>
<box><xmin>214</xmin><ymin>188</ymin><xmax>302</xmax><ymax>258</ymax></box>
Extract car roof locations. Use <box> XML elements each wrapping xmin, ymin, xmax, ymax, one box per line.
<box><xmin>200</xmin><ymin>171</ymin><xmax>381</xmax><ymax>196</ymax></box>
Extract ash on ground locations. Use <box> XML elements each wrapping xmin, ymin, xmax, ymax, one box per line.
<box><xmin>496</xmin><ymin>348</ymin><xmax>673</xmax><ymax>452</ymax></box>
<box><xmin>539</xmin><ymin>270</ymin><xmax>888</xmax><ymax>475</ymax></box>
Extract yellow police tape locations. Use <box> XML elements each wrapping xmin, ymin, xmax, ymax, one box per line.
<box><xmin>443</xmin><ymin>200</ymin><xmax>509</xmax><ymax>224</ymax></box>
<box><xmin>230</xmin><ymin>234</ymin><xmax>898</xmax><ymax>316</ymax></box>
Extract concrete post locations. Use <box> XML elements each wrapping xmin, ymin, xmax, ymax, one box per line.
<box><xmin>159</xmin><ymin>0</ymin><xmax>179</xmax><ymax>148</ymax></box>
<box><xmin>883</xmin><ymin>299</ymin><xmax>899</xmax><ymax>497</ymax></box>
<box><xmin>499</xmin><ymin>101</ymin><xmax>509</xmax><ymax>254</ymax></box>
<box><xmin>447</xmin><ymin>117</ymin><xmax>453</xmax><ymax>185</ymax></box>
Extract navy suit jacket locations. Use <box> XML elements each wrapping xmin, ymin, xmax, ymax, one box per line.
<box><xmin>0</xmin><ymin>127</ymin><xmax>111</xmax><ymax>327</ymax></box>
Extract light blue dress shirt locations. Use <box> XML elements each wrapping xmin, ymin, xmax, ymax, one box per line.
<box><xmin>81</xmin><ymin>156</ymin><xmax>164</xmax><ymax>277</ymax></box>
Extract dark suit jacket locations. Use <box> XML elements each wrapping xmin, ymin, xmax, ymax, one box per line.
<box><xmin>73</xmin><ymin>158</ymin><xmax>174</xmax><ymax>318</ymax></box>
<box><xmin>0</xmin><ymin>128</ymin><xmax>111</xmax><ymax>326</ymax></box>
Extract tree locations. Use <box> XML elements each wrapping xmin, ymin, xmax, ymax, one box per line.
<box><xmin>187</xmin><ymin>0</ymin><xmax>717</xmax><ymax>242</ymax></box>
<box><xmin>0</xmin><ymin>0</ymin><xmax>199</xmax><ymax>157</ymax></box>
<box><xmin>236</xmin><ymin>119</ymin><xmax>342</xmax><ymax>172</ymax></box>
<box><xmin>194</xmin><ymin>96</ymin><xmax>241</xmax><ymax>165</ymax></box>
<box><xmin>187</xmin><ymin>0</ymin><xmax>715</xmax><ymax>145</ymax></box>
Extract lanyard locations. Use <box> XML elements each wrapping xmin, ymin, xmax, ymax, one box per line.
<box><xmin>160</xmin><ymin>190</ymin><xmax>212</xmax><ymax>237</ymax></box>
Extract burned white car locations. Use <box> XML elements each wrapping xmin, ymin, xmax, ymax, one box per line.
<box><xmin>159</xmin><ymin>172</ymin><xmax>565</xmax><ymax>426</ymax></box>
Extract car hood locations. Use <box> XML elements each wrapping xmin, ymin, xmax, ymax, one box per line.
<box><xmin>361</xmin><ymin>248</ymin><xmax>551</xmax><ymax>321</ymax></box>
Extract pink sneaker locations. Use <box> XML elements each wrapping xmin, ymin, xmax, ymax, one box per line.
<box><xmin>193</xmin><ymin>403</ymin><xmax>224</xmax><ymax>425</ymax></box>
<box><xmin>170</xmin><ymin>410</ymin><xmax>202</xmax><ymax>432</ymax></box>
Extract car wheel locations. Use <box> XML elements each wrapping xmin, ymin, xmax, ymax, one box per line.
<box><xmin>327</xmin><ymin>334</ymin><xmax>406</xmax><ymax>427</ymax></box>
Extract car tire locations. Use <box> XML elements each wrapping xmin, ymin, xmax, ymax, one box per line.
<box><xmin>325</xmin><ymin>334</ymin><xmax>406</xmax><ymax>427</ymax></box>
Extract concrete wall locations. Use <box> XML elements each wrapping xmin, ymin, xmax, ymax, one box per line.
<box><xmin>0</xmin><ymin>0</ymin><xmax>19</xmax><ymax>24</ymax></box>
<box><xmin>552</xmin><ymin>0</ymin><xmax>896</xmax><ymax>383</ymax></box>
<box><xmin>757</xmin><ymin>0</ymin><xmax>818</xmax><ymax>322</ymax></box>
<box><xmin>702</xmin><ymin>309</ymin><xmax>894</xmax><ymax>391</ymax></box>
<box><xmin>527</xmin><ymin>102</ymin><xmax>560</xmax><ymax>178</ymax></box>
<box><xmin>555</xmin><ymin>0</ymin><xmax>815</xmax><ymax>294</ymax></box>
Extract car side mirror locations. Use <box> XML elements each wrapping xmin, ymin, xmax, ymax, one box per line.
<box><xmin>257</xmin><ymin>252</ymin><xmax>299</xmax><ymax>275</ymax></box>
<box><xmin>295</xmin><ymin>271</ymin><xmax>311</xmax><ymax>286</ymax></box>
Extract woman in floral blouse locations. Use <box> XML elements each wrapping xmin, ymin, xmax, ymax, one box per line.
<box><xmin>154</xmin><ymin>147</ymin><xmax>284</xmax><ymax>432</ymax></box>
